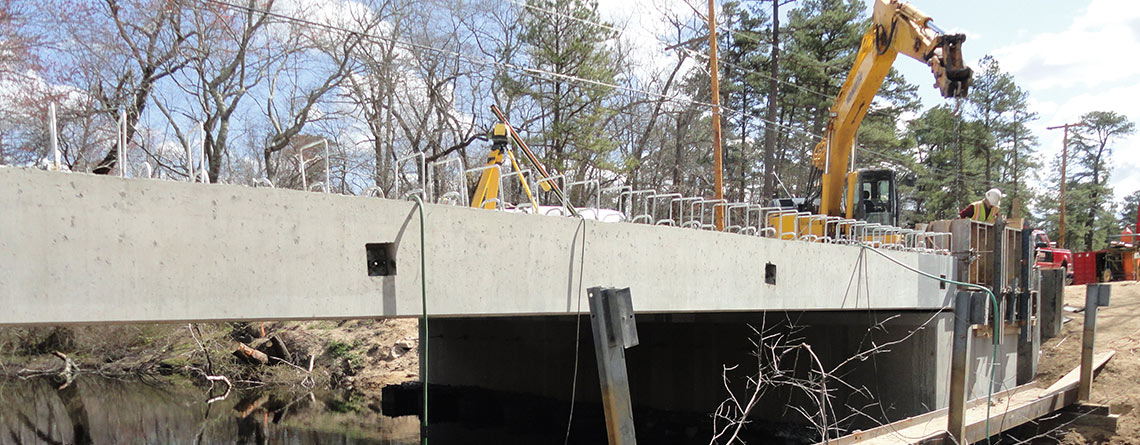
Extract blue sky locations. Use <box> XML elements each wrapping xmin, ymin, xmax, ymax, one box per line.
<box><xmin>599</xmin><ymin>0</ymin><xmax>1140</xmax><ymax>203</ymax></box>
<box><xmin>883</xmin><ymin>0</ymin><xmax>1140</xmax><ymax>202</ymax></box>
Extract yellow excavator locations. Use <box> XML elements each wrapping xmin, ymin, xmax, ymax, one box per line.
<box><xmin>805</xmin><ymin>0</ymin><xmax>972</xmax><ymax>229</ymax></box>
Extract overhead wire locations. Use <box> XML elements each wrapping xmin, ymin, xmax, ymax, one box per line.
<box><xmin>504</xmin><ymin>0</ymin><xmax>623</xmax><ymax>35</ymax></box>
<box><xmin>677</xmin><ymin>45</ymin><xmax>834</xmax><ymax>100</ymax></box>
<box><xmin>200</xmin><ymin>0</ymin><xmax>1004</xmax><ymax>203</ymax></box>
<box><xmin>198</xmin><ymin>0</ymin><xmax>841</xmax><ymax>163</ymax></box>
<box><xmin>505</xmin><ymin>0</ymin><xmax>836</xmax><ymax>103</ymax></box>
<box><xmin>196</xmin><ymin>0</ymin><xmax>816</xmax><ymax>142</ymax></box>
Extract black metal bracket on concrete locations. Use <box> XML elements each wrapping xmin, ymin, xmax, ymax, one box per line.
<box><xmin>587</xmin><ymin>287</ymin><xmax>639</xmax><ymax>445</ymax></box>
<box><xmin>1080</xmin><ymin>284</ymin><xmax>1111</xmax><ymax>401</ymax></box>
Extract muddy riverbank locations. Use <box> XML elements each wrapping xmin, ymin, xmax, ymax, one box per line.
<box><xmin>0</xmin><ymin>319</ymin><xmax>421</xmax><ymax>391</ymax></box>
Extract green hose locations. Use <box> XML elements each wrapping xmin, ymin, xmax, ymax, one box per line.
<box><xmin>858</xmin><ymin>243</ymin><xmax>1000</xmax><ymax>443</ymax></box>
<box><xmin>409</xmin><ymin>195</ymin><xmax>428</xmax><ymax>444</ymax></box>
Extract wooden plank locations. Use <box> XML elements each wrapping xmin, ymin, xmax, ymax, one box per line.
<box><xmin>1055</xmin><ymin>412</ymin><xmax>1119</xmax><ymax>430</ymax></box>
<box><xmin>824</xmin><ymin>350</ymin><xmax>1115</xmax><ymax>444</ymax></box>
<box><xmin>965</xmin><ymin>384</ymin><xmax>1076</xmax><ymax>443</ymax></box>
<box><xmin>822</xmin><ymin>384</ymin><xmax>1027</xmax><ymax>445</ymax></box>
<box><xmin>1041</xmin><ymin>351</ymin><xmax>1114</xmax><ymax>395</ymax></box>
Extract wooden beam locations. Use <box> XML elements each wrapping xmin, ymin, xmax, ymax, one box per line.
<box><xmin>1042</xmin><ymin>351</ymin><xmax>1114</xmax><ymax>395</ymax></box>
<box><xmin>823</xmin><ymin>351</ymin><xmax>1115</xmax><ymax>444</ymax></box>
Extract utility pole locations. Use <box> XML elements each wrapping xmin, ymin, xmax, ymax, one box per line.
<box><xmin>1047</xmin><ymin>122</ymin><xmax>1086</xmax><ymax>249</ymax></box>
<box><xmin>707</xmin><ymin>0</ymin><xmax>725</xmax><ymax>230</ymax></box>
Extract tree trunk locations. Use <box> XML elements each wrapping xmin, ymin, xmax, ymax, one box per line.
<box><xmin>1085</xmin><ymin>146</ymin><xmax>1105</xmax><ymax>251</ymax></box>
<box><xmin>761</xmin><ymin>0</ymin><xmax>781</xmax><ymax>200</ymax></box>
<box><xmin>673</xmin><ymin>112</ymin><xmax>683</xmax><ymax>190</ymax></box>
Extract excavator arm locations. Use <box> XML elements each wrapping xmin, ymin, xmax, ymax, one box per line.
<box><xmin>811</xmin><ymin>0</ymin><xmax>972</xmax><ymax>218</ymax></box>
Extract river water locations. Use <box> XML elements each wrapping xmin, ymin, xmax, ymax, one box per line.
<box><xmin>0</xmin><ymin>376</ymin><xmax>419</xmax><ymax>444</ymax></box>
<box><xmin>0</xmin><ymin>375</ymin><xmax>825</xmax><ymax>444</ymax></box>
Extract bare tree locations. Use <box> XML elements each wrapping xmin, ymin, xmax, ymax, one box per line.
<box><xmin>259</xmin><ymin>3</ymin><xmax>379</xmax><ymax>188</ymax></box>
<box><xmin>0</xmin><ymin>0</ymin><xmax>42</xmax><ymax>78</ymax></box>
<box><xmin>157</xmin><ymin>0</ymin><xmax>273</xmax><ymax>183</ymax></box>
<box><xmin>341</xmin><ymin>0</ymin><xmax>408</xmax><ymax>193</ymax></box>
<box><xmin>710</xmin><ymin>309</ymin><xmax>945</xmax><ymax>444</ymax></box>
<box><xmin>54</xmin><ymin>0</ymin><xmax>191</xmax><ymax>175</ymax></box>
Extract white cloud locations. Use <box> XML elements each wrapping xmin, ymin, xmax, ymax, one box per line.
<box><xmin>989</xmin><ymin>0</ymin><xmax>1140</xmax><ymax>201</ymax></box>
<box><xmin>598</xmin><ymin>0</ymin><xmax>701</xmax><ymax>75</ymax></box>
<box><xmin>992</xmin><ymin>0</ymin><xmax>1140</xmax><ymax>91</ymax></box>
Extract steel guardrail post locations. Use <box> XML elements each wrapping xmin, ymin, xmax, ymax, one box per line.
<box><xmin>1080</xmin><ymin>284</ymin><xmax>1110</xmax><ymax>401</ymax></box>
<box><xmin>948</xmin><ymin>290</ymin><xmax>974</xmax><ymax>444</ymax></box>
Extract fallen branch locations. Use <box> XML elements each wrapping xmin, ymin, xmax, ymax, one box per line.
<box><xmin>267</xmin><ymin>354</ymin><xmax>317</xmax><ymax>388</ymax></box>
<box><xmin>184</xmin><ymin>365</ymin><xmax>233</xmax><ymax>404</ymax></box>
<box><xmin>187</xmin><ymin>323</ymin><xmax>216</xmax><ymax>375</ymax></box>
<box><xmin>233</xmin><ymin>342</ymin><xmax>269</xmax><ymax>365</ymax></box>
<box><xmin>52</xmin><ymin>351</ymin><xmax>79</xmax><ymax>389</ymax></box>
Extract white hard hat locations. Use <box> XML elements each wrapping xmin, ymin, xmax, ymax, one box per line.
<box><xmin>985</xmin><ymin>188</ymin><xmax>1004</xmax><ymax>207</ymax></box>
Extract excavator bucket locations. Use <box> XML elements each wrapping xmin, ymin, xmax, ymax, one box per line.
<box><xmin>935</xmin><ymin>34</ymin><xmax>972</xmax><ymax>98</ymax></box>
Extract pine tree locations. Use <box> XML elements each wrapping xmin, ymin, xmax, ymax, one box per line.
<box><xmin>509</xmin><ymin>0</ymin><xmax>619</xmax><ymax>180</ymax></box>
<box><xmin>1070</xmin><ymin>111</ymin><xmax>1135</xmax><ymax>250</ymax></box>
<box><xmin>907</xmin><ymin>105</ymin><xmax>989</xmax><ymax>222</ymax></box>
<box><xmin>967</xmin><ymin>56</ymin><xmax>1021</xmax><ymax>189</ymax></box>
<box><xmin>782</xmin><ymin>0</ymin><xmax>865</xmax><ymax>195</ymax></box>
<box><xmin>1119</xmin><ymin>190</ymin><xmax>1140</xmax><ymax>228</ymax></box>
<box><xmin>719</xmin><ymin>0</ymin><xmax>770</xmax><ymax>202</ymax></box>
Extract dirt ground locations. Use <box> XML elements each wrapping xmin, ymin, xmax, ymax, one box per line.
<box><xmin>267</xmin><ymin>318</ymin><xmax>421</xmax><ymax>390</ymax></box>
<box><xmin>1032</xmin><ymin>281</ymin><xmax>1140</xmax><ymax>444</ymax></box>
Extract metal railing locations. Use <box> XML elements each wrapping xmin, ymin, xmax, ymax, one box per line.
<box><xmin>25</xmin><ymin>110</ymin><xmax>953</xmax><ymax>255</ymax></box>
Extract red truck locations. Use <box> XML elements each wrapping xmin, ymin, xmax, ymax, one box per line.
<box><xmin>1033</xmin><ymin>230</ymin><xmax>1073</xmax><ymax>284</ymax></box>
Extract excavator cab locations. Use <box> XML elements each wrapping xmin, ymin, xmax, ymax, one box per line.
<box><xmin>846</xmin><ymin>169</ymin><xmax>899</xmax><ymax>226</ymax></box>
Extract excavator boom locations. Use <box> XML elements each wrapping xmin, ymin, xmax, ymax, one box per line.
<box><xmin>811</xmin><ymin>0</ymin><xmax>972</xmax><ymax>218</ymax></box>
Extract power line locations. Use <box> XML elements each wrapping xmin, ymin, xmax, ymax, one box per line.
<box><xmin>504</xmin><ymin>0</ymin><xmax>1030</xmax><ymax>153</ymax></box>
<box><xmin>197</xmin><ymin>0</ymin><xmax>1000</xmax><ymax>196</ymax></box>
<box><xmin>198</xmin><ymin>0</ymin><xmax>823</xmax><ymax>142</ymax></box>
<box><xmin>678</xmin><ymin>46</ymin><xmax>833</xmax><ymax>100</ymax></box>
<box><xmin>502</xmin><ymin>0</ymin><xmax>837</xmax><ymax>102</ymax></box>
<box><xmin>504</xmin><ymin>0</ymin><xmax>623</xmax><ymax>35</ymax></box>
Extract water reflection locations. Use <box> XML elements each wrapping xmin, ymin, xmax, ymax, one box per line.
<box><xmin>0</xmin><ymin>376</ymin><xmax>418</xmax><ymax>444</ymax></box>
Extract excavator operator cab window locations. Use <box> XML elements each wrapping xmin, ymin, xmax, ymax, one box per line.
<box><xmin>853</xmin><ymin>169</ymin><xmax>898</xmax><ymax>227</ymax></box>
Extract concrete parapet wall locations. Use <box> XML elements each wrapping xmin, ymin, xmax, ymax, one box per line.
<box><xmin>1</xmin><ymin>167</ymin><xmax>952</xmax><ymax>325</ymax></box>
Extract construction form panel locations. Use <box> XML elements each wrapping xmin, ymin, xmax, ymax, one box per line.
<box><xmin>1</xmin><ymin>167</ymin><xmax>951</xmax><ymax>325</ymax></box>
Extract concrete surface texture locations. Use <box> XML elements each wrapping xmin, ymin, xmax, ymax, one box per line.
<box><xmin>1</xmin><ymin>167</ymin><xmax>953</xmax><ymax>325</ymax></box>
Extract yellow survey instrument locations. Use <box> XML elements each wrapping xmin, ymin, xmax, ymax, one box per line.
<box><xmin>470</xmin><ymin>123</ymin><xmax>540</xmax><ymax>210</ymax></box>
